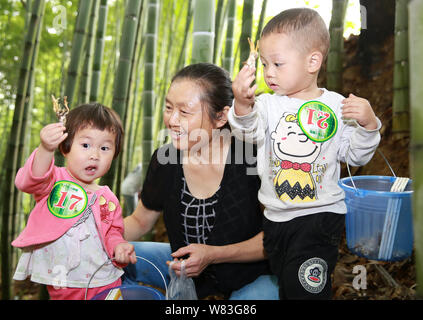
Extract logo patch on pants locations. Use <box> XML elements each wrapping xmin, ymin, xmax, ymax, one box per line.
<box><xmin>298</xmin><ymin>257</ymin><xmax>328</xmax><ymax>294</ymax></box>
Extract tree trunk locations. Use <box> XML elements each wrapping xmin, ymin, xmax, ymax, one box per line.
<box><xmin>90</xmin><ymin>0</ymin><xmax>108</xmax><ymax>102</ymax></box>
<box><xmin>191</xmin><ymin>0</ymin><xmax>215</xmax><ymax>64</ymax></box>
<box><xmin>239</xmin><ymin>0</ymin><xmax>255</xmax><ymax>71</ymax></box>
<box><xmin>327</xmin><ymin>0</ymin><xmax>348</xmax><ymax>93</ymax></box>
<box><xmin>0</xmin><ymin>0</ymin><xmax>45</xmax><ymax>300</ymax></box>
<box><xmin>100</xmin><ymin>0</ymin><xmax>142</xmax><ymax>191</ymax></box>
<box><xmin>392</xmin><ymin>0</ymin><xmax>410</xmax><ymax>138</ymax></box>
<box><xmin>409</xmin><ymin>0</ymin><xmax>423</xmax><ymax>299</ymax></box>
<box><xmin>223</xmin><ymin>0</ymin><xmax>237</xmax><ymax>75</ymax></box>
<box><xmin>64</xmin><ymin>0</ymin><xmax>92</xmax><ymax>106</ymax></box>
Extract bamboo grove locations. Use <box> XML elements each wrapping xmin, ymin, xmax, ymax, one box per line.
<box><xmin>0</xmin><ymin>0</ymin><xmax>422</xmax><ymax>299</ymax></box>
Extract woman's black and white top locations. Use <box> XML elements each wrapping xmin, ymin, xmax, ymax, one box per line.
<box><xmin>140</xmin><ymin>137</ymin><xmax>271</xmax><ymax>298</ymax></box>
<box><xmin>180</xmin><ymin>177</ymin><xmax>218</xmax><ymax>245</ymax></box>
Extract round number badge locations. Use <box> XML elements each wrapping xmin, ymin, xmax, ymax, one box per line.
<box><xmin>47</xmin><ymin>180</ymin><xmax>88</xmax><ymax>219</ymax></box>
<box><xmin>297</xmin><ymin>101</ymin><xmax>338</xmax><ymax>142</ymax></box>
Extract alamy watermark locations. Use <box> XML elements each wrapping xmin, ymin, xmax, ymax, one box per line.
<box><xmin>352</xmin><ymin>265</ymin><xmax>367</xmax><ymax>290</ymax></box>
<box><xmin>52</xmin><ymin>5</ymin><xmax>67</xmax><ymax>34</ymax></box>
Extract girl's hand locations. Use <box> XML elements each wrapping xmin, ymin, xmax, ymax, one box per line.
<box><xmin>342</xmin><ymin>94</ymin><xmax>378</xmax><ymax>130</ymax></box>
<box><xmin>232</xmin><ymin>65</ymin><xmax>257</xmax><ymax>116</ymax></box>
<box><xmin>39</xmin><ymin>123</ymin><xmax>68</xmax><ymax>152</ymax></box>
<box><xmin>114</xmin><ymin>242</ymin><xmax>137</xmax><ymax>264</ymax></box>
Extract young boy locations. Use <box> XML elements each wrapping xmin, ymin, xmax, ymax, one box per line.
<box><xmin>229</xmin><ymin>8</ymin><xmax>381</xmax><ymax>299</ymax></box>
<box><xmin>12</xmin><ymin>103</ymin><xmax>136</xmax><ymax>300</ymax></box>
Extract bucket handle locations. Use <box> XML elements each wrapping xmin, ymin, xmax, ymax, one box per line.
<box><xmin>346</xmin><ymin>149</ymin><xmax>396</xmax><ymax>191</ymax></box>
<box><xmin>84</xmin><ymin>255</ymin><xmax>168</xmax><ymax>300</ymax></box>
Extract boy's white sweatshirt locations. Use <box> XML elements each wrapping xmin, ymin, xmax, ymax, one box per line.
<box><xmin>228</xmin><ymin>88</ymin><xmax>381</xmax><ymax>222</ymax></box>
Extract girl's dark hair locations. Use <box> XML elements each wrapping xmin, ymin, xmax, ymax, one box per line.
<box><xmin>171</xmin><ymin>63</ymin><xmax>233</xmax><ymax>130</ymax></box>
<box><xmin>59</xmin><ymin>103</ymin><xmax>124</xmax><ymax>159</ymax></box>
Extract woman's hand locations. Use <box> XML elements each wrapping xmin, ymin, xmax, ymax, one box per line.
<box><xmin>167</xmin><ymin>232</ymin><xmax>266</xmax><ymax>278</ymax></box>
<box><xmin>168</xmin><ymin>244</ymin><xmax>215</xmax><ymax>277</ymax></box>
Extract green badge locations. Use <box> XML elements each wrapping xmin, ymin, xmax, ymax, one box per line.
<box><xmin>297</xmin><ymin>101</ymin><xmax>338</xmax><ymax>142</ymax></box>
<box><xmin>47</xmin><ymin>180</ymin><xmax>88</xmax><ymax>219</ymax></box>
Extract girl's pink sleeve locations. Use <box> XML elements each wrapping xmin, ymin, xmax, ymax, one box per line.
<box><xmin>104</xmin><ymin>201</ymin><xmax>128</xmax><ymax>268</ymax></box>
<box><xmin>15</xmin><ymin>148</ymin><xmax>55</xmax><ymax>201</ymax></box>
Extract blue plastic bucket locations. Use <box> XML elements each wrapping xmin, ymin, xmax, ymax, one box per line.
<box><xmin>339</xmin><ymin>175</ymin><xmax>413</xmax><ymax>261</ymax></box>
<box><xmin>92</xmin><ymin>285</ymin><xmax>165</xmax><ymax>300</ymax></box>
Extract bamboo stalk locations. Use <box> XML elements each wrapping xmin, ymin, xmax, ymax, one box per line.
<box><xmin>81</xmin><ymin>0</ymin><xmax>100</xmax><ymax>103</ymax></box>
<box><xmin>409</xmin><ymin>0</ymin><xmax>423</xmax><ymax>299</ymax></box>
<box><xmin>0</xmin><ymin>0</ymin><xmax>45</xmax><ymax>300</ymax></box>
<box><xmin>13</xmin><ymin>1</ymin><xmax>45</xmax><ymax>271</ymax></box>
<box><xmin>255</xmin><ymin>0</ymin><xmax>268</xmax><ymax>43</ymax></box>
<box><xmin>64</xmin><ymin>0</ymin><xmax>92</xmax><ymax>106</ymax></box>
<box><xmin>100</xmin><ymin>0</ymin><xmax>142</xmax><ymax>191</ymax></box>
<box><xmin>393</xmin><ymin>0</ymin><xmax>410</xmax><ymax>138</ymax></box>
<box><xmin>142</xmin><ymin>0</ymin><xmax>160</xmax><ymax>182</ymax></box>
<box><xmin>327</xmin><ymin>0</ymin><xmax>348</xmax><ymax>93</ymax></box>
<box><xmin>191</xmin><ymin>0</ymin><xmax>215</xmax><ymax>64</ymax></box>
<box><xmin>223</xmin><ymin>0</ymin><xmax>237</xmax><ymax>75</ymax></box>
<box><xmin>239</xmin><ymin>0</ymin><xmax>255</xmax><ymax>71</ymax></box>
<box><xmin>122</xmin><ymin>0</ymin><xmax>145</xmax><ymax>181</ymax></box>
<box><xmin>175</xmin><ymin>0</ymin><xmax>193</xmax><ymax>69</ymax></box>
<box><xmin>90</xmin><ymin>0</ymin><xmax>108</xmax><ymax>102</ymax></box>
<box><xmin>213</xmin><ymin>0</ymin><xmax>224</xmax><ymax>64</ymax></box>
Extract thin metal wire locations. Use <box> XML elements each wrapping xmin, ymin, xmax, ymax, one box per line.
<box><xmin>84</xmin><ymin>256</ymin><xmax>168</xmax><ymax>300</ymax></box>
<box><xmin>346</xmin><ymin>148</ymin><xmax>397</xmax><ymax>191</ymax></box>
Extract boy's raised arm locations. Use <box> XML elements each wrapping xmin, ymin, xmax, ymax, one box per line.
<box><xmin>232</xmin><ymin>65</ymin><xmax>257</xmax><ymax>116</ymax></box>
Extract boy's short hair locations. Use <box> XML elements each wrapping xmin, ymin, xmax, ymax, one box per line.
<box><xmin>261</xmin><ymin>8</ymin><xmax>330</xmax><ymax>60</ymax></box>
<box><xmin>59</xmin><ymin>103</ymin><xmax>124</xmax><ymax>159</ymax></box>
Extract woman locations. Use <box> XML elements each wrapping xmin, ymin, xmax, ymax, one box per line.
<box><xmin>122</xmin><ymin>63</ymin><xmax>278</xmax><ymax>299</ymax></box>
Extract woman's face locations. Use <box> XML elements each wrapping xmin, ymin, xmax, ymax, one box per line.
<box><xmin>163</xmin><ymin>79</ymin><xmax>217</xmax><ymax>151</ymax></box>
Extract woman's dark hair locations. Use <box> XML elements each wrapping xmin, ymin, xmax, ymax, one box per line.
<box><xmin>171</xmin><ymin>63</ymin><xmax>233</xmax><ymax>130</ymax></box>
<box><xmin>59</xmin><ymin>103</ymin><xmax>124</xmax><ymax>159</ymax></box>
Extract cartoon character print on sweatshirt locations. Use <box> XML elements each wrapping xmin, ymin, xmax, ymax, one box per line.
<box><xmin>271</xmin><ymin>113</ymin><xmax>322</xmax><ymax>203</ymax></box>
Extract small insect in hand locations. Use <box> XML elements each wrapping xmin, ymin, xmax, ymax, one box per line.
<box><xmin>243</xmin><ymin>37</ymin><xmax>259</xmax><ymax>68</ymax></box>
<box><xmin>51</xmin><ymin>95</ymin><xmax>69</xmax><ymax>125</ymax></box>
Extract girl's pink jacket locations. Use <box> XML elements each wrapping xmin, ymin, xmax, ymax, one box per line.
<box><xmin>12</xmin><ymin>149</ymin><xmax>127</xmax><ymax>267</ymax></box>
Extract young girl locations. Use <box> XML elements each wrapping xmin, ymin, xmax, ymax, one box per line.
<box><xmin>12</xmin><ymin>103</ymin><xmax>136</xmax><ymax>300</ymax></box>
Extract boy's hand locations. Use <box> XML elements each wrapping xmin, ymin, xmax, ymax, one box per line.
<box><xmin>114</xmin><ymin>242</ymin><xmax>137</xmax><ymax>264</ymax></box>
<box><xmin>232</xmin><ymin>65</ymin><xmax>257</xmax><ymax>116</ymax></box>
<box><xmin>342</xmin><ymin>94</ymin><xmax>378</xmax><ymax>130</ymax></box>
<box><xmin>39</xmin><ymin>123</ymin><xmax>68</xmax><ymax>153</ymax></box>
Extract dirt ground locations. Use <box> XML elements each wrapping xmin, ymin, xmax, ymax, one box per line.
<box><xmin>10</xmin><ymin>34</ymin><xmax>417</xmax><ymax>300</ymax></box>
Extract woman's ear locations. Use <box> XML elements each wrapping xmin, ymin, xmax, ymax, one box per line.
<box><xmin>308</xmin><ymin>51</ymin><xmax>323</xmax><ymax>73</ymax></box>
<box><xmin>216</xmin><ymin>106</ymin><xmax>230</xmax><ymax>128</ymax></box>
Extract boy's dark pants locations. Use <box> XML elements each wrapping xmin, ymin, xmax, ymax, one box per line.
<box><xmin>263</xmin><ymin>212</ymin><xmax>345</xmax><ymax>300</ymax></box>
